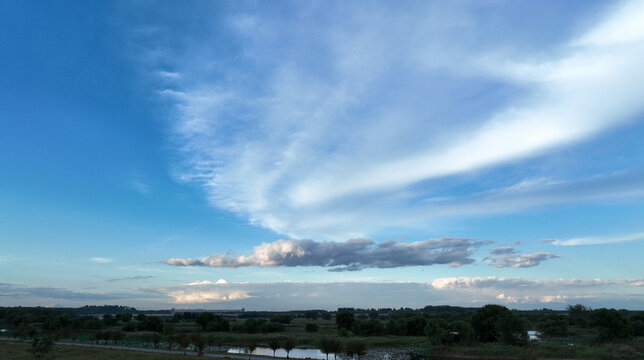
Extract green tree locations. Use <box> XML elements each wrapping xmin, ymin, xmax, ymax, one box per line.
<box><xmin>449</xmin><ymin>321</ymin><xmax>474</xmax><ymax>345</ymax></box>
<box><xmin>55</xmin><ymin>314</ymin><xmax>71</xmax><ymax>329</ymax></box>
<box><xmin>327</xmin><ymin>338</ymin><xmax>342</xmax><ymax>360</ymax></box>
<box><xmin>406</xmin><ymin>315</ymin><xmax>428</xmax><ymax>336</ymax></box>
<box><xmin>631</xmin><ymin>320</ymin><xmax>644</xmax><ymax>337</ymax></box>
<box><xmin>536</xmin><ymin>313</ymin><xmax>568</xmax><ymax>337</ymax></box>
<box><xmin>336</xmin><ymin>311</ymin><xmax>355</xmax><ymax>331</ymax></box>
<box><xmin>352</xmin><ymin>319</ymin><xmax>385</xmax><ymax>336</ymax></box>
<box><xmin>177</xmin><ymin>332</ymin><xmax>191</xmax><ymax>354</ymax></box>
<box><xmin>425</xmin><ymin>319</ymin><xmax>452</xmax><ymax>345</ymax></box>
<box><xmin>282</xmin><ymin>337</ymin><xmax>295</xmax><ymax>359</ymax></box>
<box><xmin>30</xmin><ymin>336</ymin><xmax>54</xmax><ymax>360</ymax></box>
<box><xmin>495</xmin><ymin>314</ymin><xmax>528</xmax><ymax>346</ymax></box>
<box><xmin>117</xmin><ymin>313</ymin><xmax>132</xmax><ymax>323</ymax></box>
<box><xmin>192</xmin><ymin>333</ymin><xmax>206</xmax><ymax>356</ymax></box>
<box><xmin>319</xmin><ymin>338</ymin><xmax>335</xmax><ymax>360</ymax></box>
<box><xmin>195</xmin><ymin>312</ymin><xmax>216</xmax><ymax>331</ymax></box>
<box><xmin>268</xmin><ymin>337</ymin><xmax>281</xmax><ymax>357</ymax></box>
<box><xmin>591</xmin><ymin>308</ymin><xmax>633</xmax><ymax>343</ymax></box>
<box><xmin>567</xmin><ymin>304</ymin><xmax>591</xmax><ymax>327</ymax></box>
<box><xmin>167</xmin><ymin>333</ymin><xmax>177</xmax><ymax>350</ymax></box>
<box><xmin>471</xmin><ymin>304</ymin><xmax>512</xmax><ymax>342</ymax></box>
<box><xmin>151</xmin><ymin>332</ymin><xmax>161</xmax><ymax>348</ymax></box>
<box><xmin>246</xmin><ymin>339</ymin><xmax>258</xmax><ymax>360</ymax></box>
<box><xmin>110</xmin><ymin>330</ymin><xmax>125</xmax><ymax>344</ymax></box>
<box><xmin>344</xmin><ymin>340</ymin><xmax>366</xmax><ymax>360</ymax></box>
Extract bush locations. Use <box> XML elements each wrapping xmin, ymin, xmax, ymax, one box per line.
<box><xmin>30</xmin><ymin>336</ymin><xmax>54</xmax><ymax>360</ymax></box>
<box><xmin>305</xmin><ymin>323</ymin><xmax>319</xmax><ymax>332</ymax></box>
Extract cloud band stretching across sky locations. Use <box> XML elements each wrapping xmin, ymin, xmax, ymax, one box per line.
<box><xmin>165</xmin><ymin>238</ymin><xmax>487</xmax><ymax>271</ymax></box>
<box><xmin>152</xmin><ymin>0</ymin><xmax>644</xmax><ymax>239</ymax></box>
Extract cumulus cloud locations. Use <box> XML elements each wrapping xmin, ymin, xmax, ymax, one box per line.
<box><xmin>136</xmin><ymin>1</ymin><xmax>644</xmax><ymax>238</ymax></box>
<box><xmin>165</xmin><ymin>238</ymin><xmax>486</xmax><ymax>271</ymax></box>
<box><xmin>140</xmin><ymin>281</ymin><xmax>439</xmax><ymax>309</ymax></box>
<box><xmin>167</xmin><ymin>289</ymin><xmax>250</xmax><ymax>304</ymax></box>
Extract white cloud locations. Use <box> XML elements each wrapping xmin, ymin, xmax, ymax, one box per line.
<box><xmin>430</xmin><ymin>276</ymin><xmax>644</xmax><ymax>306</ymax></box>
<box><xmin>430</xmin><ymin>276</ymin><xmax>644</xmax><ymax>290</ymax></box>
<box><xmin>551</xmin><ymin>231</ymin><xmax>644</xmax><ymax>246</ymax></box>
<box><xmin>167</xmin><ymin>289</ymin><xmax>250</xmax><ymax>304</ymax></box>
<box><xmin>159</xmin><ymin>70</ymin><xmax>181</xmax><ymax>79</ymax></box>
<box><xmin>185</xmin><ymin>279</ymin><xmax>228</xmax><ymax>286</ymax></box>
<box><xmin>135</xmin><ymin>277</ymin><xmax>644</xmax><ymax>309</ymax></box>
<box><xmin>146</xmin><ymin>1</ymin><xmax>644</xmax><ymax>238</ymax></box>
<box><xmin>90</xmin><ymin>257</ymin><xmax>112</xmax><ymax>263</ymax></box>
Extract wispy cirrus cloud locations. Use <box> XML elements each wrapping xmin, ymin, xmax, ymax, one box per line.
<box><xmin>137</xmin><ymin>1</ymin><xmax>644</xmax><ymax>239</ymax></box>
<box><xmin>90</xmin><ymin>257</ymin><xmax>113</xmax><ymax>264</ymax></box>
<box><xmin>550</xmin><ymin>231</ymin><xmax>644</xmax><ymax>246</ymax></box>
<box><xmin>165</xmin><ymin>238</ymin><xmax>488</xmax><ymax>271</ymax></box>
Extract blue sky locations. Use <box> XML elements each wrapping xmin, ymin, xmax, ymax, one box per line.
<box><xmin>2</xmin><ymin>0</ymin><xmax>644</xmax><ymax>310</ymax></box>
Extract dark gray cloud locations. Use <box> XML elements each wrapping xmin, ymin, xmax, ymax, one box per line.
<box><xmin>485</xmin><ymin>251</ymin><xmax>561</xmax><ymax>268</ymax></box>
<box><xmin>165</xmin><ymin>238</ymin><xmax>486</xmax><ymax>271</ymax></box>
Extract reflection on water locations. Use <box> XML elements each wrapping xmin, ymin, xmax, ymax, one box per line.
<box><xmin>228</xmin><ymin>346</ymin><xmax>329</xmax><ymax>359</ymax></box>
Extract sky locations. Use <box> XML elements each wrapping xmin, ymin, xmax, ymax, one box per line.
<box><xmin>1</xmin><ymin>0</ymin><xmax>644</xmax><ymax>311</ymax></box>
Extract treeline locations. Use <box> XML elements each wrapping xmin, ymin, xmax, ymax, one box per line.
<box><xmin>336</xmin><ymin>304</ymin><xmax>644</xmax><ymax>345</ymax></box>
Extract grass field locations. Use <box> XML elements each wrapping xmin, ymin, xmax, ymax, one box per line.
<box><xmin>0</xmin><ymin>340</ymin><xmax>204</xmax><ymax>360</ymax></box>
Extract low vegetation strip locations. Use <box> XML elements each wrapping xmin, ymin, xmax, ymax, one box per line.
<box><xmin>1</xmin><ymin>304</ymin><xmax>643</xmax><ymax>360</ymax></box>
